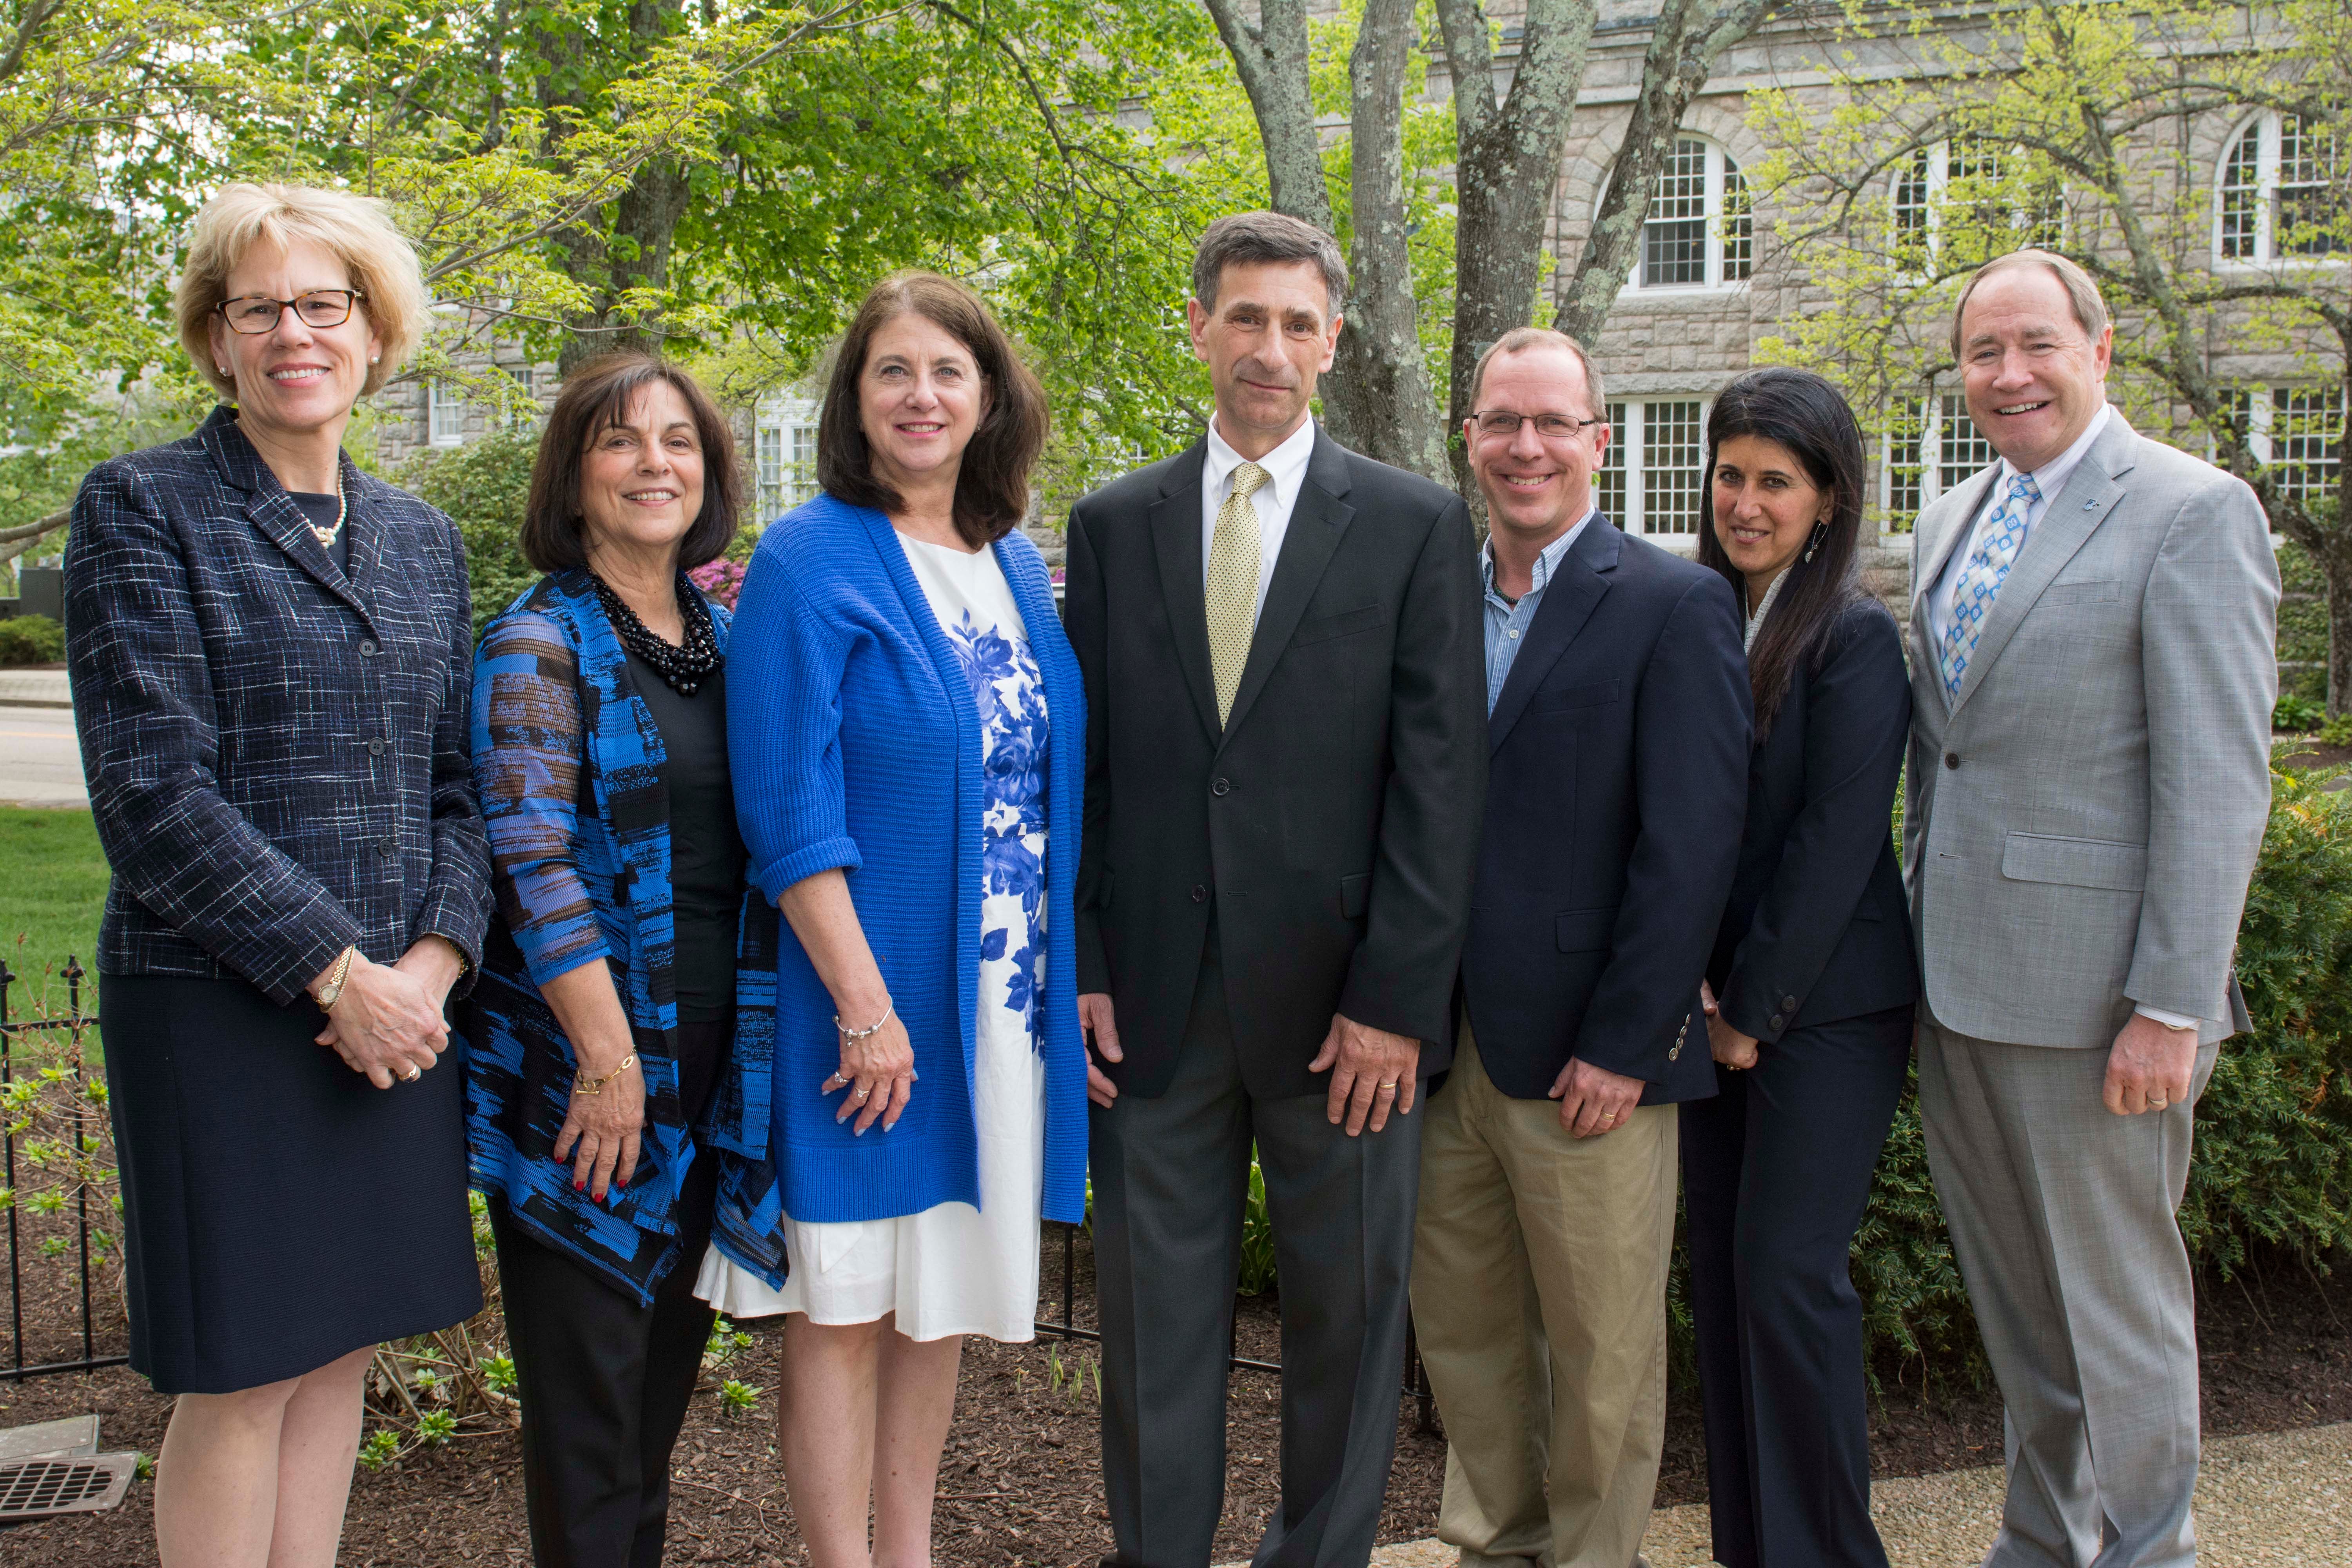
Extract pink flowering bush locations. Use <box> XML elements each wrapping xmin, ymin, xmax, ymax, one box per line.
<box><xmin>689</xmin><ymin>557</ymin><xmax>747</xmax><ymax>610</ymax></box>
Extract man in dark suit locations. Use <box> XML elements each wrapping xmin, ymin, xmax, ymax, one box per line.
<box><xmin>1408</xmin><ymin>328</ymin><xmax>1751</xmax><ymax>1567</ymax></box>
<box><xmin>1064</xmin><ymin>211</ymin><xmax>1486</xmax><ymax>1567</ymax></box>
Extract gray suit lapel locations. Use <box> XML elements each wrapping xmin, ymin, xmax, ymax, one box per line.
<box><xmin>1948</xmin><ymin>414</ymin><xmax>2140</xmax><ymax>716</ymax></box>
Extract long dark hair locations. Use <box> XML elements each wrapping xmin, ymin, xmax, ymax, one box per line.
<box><xmin>816</xmin><ymin>271</ymin><xmax>1049</xmax><ymax>548</ymax></box>
<box><xmin>1696</xmin><ymin>368</ymin><xmax>1867</xmax><ymax>742</ymax></box>
<box><xmin>519</xmin><ymin>352</ymin><xmax>743</xmax><ymax>574</ymax></box>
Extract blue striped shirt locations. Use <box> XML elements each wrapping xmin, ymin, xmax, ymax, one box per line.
<box><xmin>1481</xmin><ymin>508</ymin><xmax>1595</xmax><ymax>713</ymax></box>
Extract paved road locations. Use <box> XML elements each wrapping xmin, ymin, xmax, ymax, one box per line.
<box><xmin>0</xmin><ymin>703</ymin><xmax>89</xmax><ymax>806</ymax></box>
<box><xmin>1338</xmin><ymin>1420</ymin><xmax>2350</xmax><ymax>1568</ymax></box>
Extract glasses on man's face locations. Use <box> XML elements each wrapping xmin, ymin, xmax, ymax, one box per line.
<box><xmin>1473</xmin><ymin>410</ymin><xmax>1606</xmax><ymax>441</ymax></box>
<box><xmin>214</xmin><ymin>289</ymin><xmax>366</xmax><ymax>335</ymax></box>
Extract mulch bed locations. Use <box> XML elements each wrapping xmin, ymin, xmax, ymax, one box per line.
<box><xmin>2</xmin><ymin>1203</ymin><xmax>2346</xmax><ymax>1567</ymax></box>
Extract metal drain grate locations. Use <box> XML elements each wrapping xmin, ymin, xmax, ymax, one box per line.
<box><xmin>0</xmin><ymin>1453</ymin><xmax>136</xmax><ymax>1519</ymax></box>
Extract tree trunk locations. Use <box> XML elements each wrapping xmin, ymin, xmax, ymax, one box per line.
<box><xmin>1438</xmin><ymin>0</ymin><xmax>1599</xmax><ymax>506</ymax></box>
<box><xmin>1325</xmin><ymin>0</ymin><xmax>1448</xmax><ymax>481</ymax></box>
<box><xmin>541</xmin><ymin>0</ymin><xmax>692</xmax><ymax>377</ymax></box>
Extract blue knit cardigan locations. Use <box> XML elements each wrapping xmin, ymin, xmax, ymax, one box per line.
<box><xmin>466</xmin><ymin>569</ymin><xmax>780</xmax><ymax>1305</ymax></box>
<box><xmin>722</xmin><ymin>494</ymin><xmax>1087</xmax><ymax>1245</ymax></box>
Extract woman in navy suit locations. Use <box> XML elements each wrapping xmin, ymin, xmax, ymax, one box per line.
<box><xmin>64</xmin><ymin>183</ymin><xmax>490</xmax><ymax>1564</ymax></box>
<box><xmin>1683</xmin><ymin>367</ymin><xmax>1919</xmax><ymax>1568</ymax></box>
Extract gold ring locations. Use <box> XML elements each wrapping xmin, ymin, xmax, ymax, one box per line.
<box><xmin>403</xmin><ymin>1065</ymin><xmax>422</xmax><ymax>1082</ymax></box>
<box><xmin>1378</xmin><ymin>1081</ymin><xmax>1399</xmax><ymax>1092</ymax></box>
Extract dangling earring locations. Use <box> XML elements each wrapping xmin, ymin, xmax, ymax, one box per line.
<box><xmin>1802</xmin><ymin>521</ymin><xmax>1829</xmax><ymax>564</ymax></box>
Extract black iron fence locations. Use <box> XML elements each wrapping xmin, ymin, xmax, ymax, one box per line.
<box><xmin>0</xmin><ymin>956</ymin><xmax>1440</xmax><ymax>1432</ymax></box>
<box><xmin>0</xmin><ymin>955</ymin><xmax>126</xmax><ymax>1381</ymax></box>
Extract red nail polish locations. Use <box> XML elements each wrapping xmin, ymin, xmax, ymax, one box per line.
<box><xmin>574</xmin><ymin>1179</ymin><xmax>586</xmax><ymax>1192</ymax></box>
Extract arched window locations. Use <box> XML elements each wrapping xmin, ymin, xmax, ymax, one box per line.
<box><xmin>2218</xmin><ymin>112</ymin><xmax>2343</xmax><ymax>265</ymax></box>
<box><xmin>1888</xmin><ymin>138</ymin><xmax>2063</xmax><ymax>269</ymax></box>
<box><xmin>1631</xmin><ymin>137</ymin><xmax>1751</xmax><ymax>290</ymax></box>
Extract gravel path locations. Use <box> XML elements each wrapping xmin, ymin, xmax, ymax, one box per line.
<box><xmin>1343</xmin><ymin>1421</ymin><xmax>2350</xmax><ymax>1568</ymax></box>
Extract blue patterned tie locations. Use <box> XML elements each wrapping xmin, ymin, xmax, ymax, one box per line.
<box><xmin>1938</xmin><ymin>472</ymin><xmax>2040</xmax><ymax>701</ymax></box>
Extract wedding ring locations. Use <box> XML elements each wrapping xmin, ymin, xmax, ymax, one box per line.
<box><xmin>1377</xmin><ymin>1081</ymin><xmax>1399</xmax><ymax>1093</ymax></box>
<box><xmin>403</xmin><ymin>1065</ymin><xmax>422</xmax><ymax>1082</ymax></box>
<box><xmin>854</xmin><ymin>1086</ymin><xmax>871</xmax><ymax>1100</ymax></box>
<box><xmin>2149</xmin><ymin>1096</ymin><xmax>2169</xmax><ymax>1109</ymax></box>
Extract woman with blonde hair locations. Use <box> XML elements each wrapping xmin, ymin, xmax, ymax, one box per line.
<box><xmin>65</xmin><ymin>181</ymin><xmax>490</xmax><ymax>1566</ymax></box>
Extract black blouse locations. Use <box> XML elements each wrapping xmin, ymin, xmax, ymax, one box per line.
<box><xmin>625</xmin><ymin>651</ymin><xmax>748</xmax><ymax>1028</ymax></box>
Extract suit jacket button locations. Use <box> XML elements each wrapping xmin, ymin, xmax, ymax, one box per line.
<box><xmin>1781</xmin><ymin>995</ymin><xmax>1798</xmax><ymax>1012</ymax></box>
<box><xmin>1212</xmin><ymin>777</ymin><xmax>1230</xmax><ymax>797</ymax></box>
<box><xmin>359</xmin><ymin>639</ymin><xmax>379</xmax><ymax>657</ymax></box>
<box><xmin>1669</xmin><ymin>1044</ymin><xmax>1681</xmax><ymax>1061</ymax></box>
<box><xmin>1191</xmin><ymin>885</ymin><xmax>1208</xmax><ymax>903</ymax></box>
<box><xmin>1944</xmin><ymin>751</ymin><xmax>1960</xmax><ymax>769</ymax></box>
<box><xmin>1768</xmin><ymin>1013</ymin><xmax>1785</xmax><ymax>1031</ymax></box>
<box><xmin>368</xmin><ymin>737</ymin><xmax>387</xmax><ymax>756</ymax></box>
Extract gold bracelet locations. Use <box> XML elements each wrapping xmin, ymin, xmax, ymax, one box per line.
<box><xmin>574</xmin><ymin>1053</ymin><xmax>638</xmax><ymax>1097</ymax></box>
<box><xmin>315</xmin><ymin>946</ymin><xmax>358</xmax><ymax>1011</ymax></box>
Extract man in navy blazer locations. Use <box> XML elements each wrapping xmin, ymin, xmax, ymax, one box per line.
<box><xmin>1409</xmin><ymin>328</ymin><xmax>1751</xmax><ymax>1568</ymax></box>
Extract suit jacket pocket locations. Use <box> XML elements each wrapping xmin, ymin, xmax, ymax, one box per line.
<box><xmin>1530</xmin><ymin>679</ymin><xmax>1625</xmax><ymax>715</ymax></box>
<box><xmin>1294</xmin><ymin>604</ymin><xmax>1387</xmax><ymax>646</ymax></box>
<box><xmin>1340</xmin><ymin>872</ymin><xmax>1371</xmax><ymax>920</ymax></box>
<box><xmin>2038</xmin><ymin>578</ymin><xmax>2122</xmax><ymax>605</ymax></box>
<box><xmin>2000</xmin><ymin>832</ymin><xmax>2147</xmax><ymax>892</ymax></box>
<box><xmin>1555</xmin><ymin>907</ymin><xmax>1618</xmax><ymax>953</ymax></box>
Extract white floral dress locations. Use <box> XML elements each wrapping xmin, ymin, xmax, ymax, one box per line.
<box><xmin>695</xmin><ymin>532</ymin><xmax>1049</xmax><ymax>1343</ymax></box>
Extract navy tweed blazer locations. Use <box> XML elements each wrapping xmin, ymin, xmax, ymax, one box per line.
<box><xmin>64</xmin><ymin>405</ymin><xmax>492</xmax><ymax>1004</ymax></box>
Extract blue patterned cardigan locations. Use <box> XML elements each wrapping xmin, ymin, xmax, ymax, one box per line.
<box><xmin>466</xmin><ymin>570</ymin><xmax>780</xmax><ymax>1305</ymax></box>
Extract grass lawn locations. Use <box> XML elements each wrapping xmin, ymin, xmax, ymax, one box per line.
<box><xmin>0</xmin><ymin>807</ymin><xmax>108</xmax><ymax>1025</ymax></box>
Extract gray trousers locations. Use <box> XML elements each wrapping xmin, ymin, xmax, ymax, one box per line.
<box><xmin>1917</xmin><ymin>1017</ymin><xmax>2218</xmax><ymax>1568</ymax></box>
<box><xmin>1091</xmin><ymin>941</ymin><xmax>1420</xmax><ymax>1568</ymax></box>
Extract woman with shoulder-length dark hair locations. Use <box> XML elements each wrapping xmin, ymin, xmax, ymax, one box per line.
<box><xmin>692</xmin><ymin>271</ymin><xmax>1086</xmax><ymax>1567</ymax></box>
<box><xmin>1684</xmin><ymin>366</ymin><xmax>1920</xmax><ymax>1568</ymax></box>
<box><xmin>64</xmin><ymin>181</ymin><xmax>492</xmax><ymax>1565</ymax></box>
<box><xmin>465</xmin><ymin>351</ymin><xmax>772</xmax><ymax>1568</ymax></box>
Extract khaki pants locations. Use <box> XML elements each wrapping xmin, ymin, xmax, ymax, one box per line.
<box><xmin>1410</xmin><ymin>1026</ymin><xmax>1677</xmax><ymax>1568</ymax></box>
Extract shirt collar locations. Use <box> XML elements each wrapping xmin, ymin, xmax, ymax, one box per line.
<box><xmin>1206</xmin><ymin>414</ymin><xmax>1318</xmax><ymax>497</ymax></box>
<box><xmin>1481</xmin><ymin>506</ymin><xmax>1597</xmax><ymax>601</ymax></box>
<box><xmin>1999</xmin><ymin>403</ymin><xmax>2112</xmax><ymax>505</ymax></box>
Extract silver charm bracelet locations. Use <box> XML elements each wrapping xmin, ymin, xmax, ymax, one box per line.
<box><xmin>836</xmin><ymin>1000</ymin><xmax>896</xmax><ymax>1042</ymax></box>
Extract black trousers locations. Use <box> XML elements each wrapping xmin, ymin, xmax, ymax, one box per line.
<box><xmin>1680</xmin><ymin>1003</ymin><xmax>1914</xmax><ymax>1568</ymax></box>
<box><xmin>491</xmin><ymin>1043</ymin><xmax>724</xmax><ymax>1568</ymax></box>
<box><xmin>1090</xmin><ymin>931</ymin><xmax>1421</xmax><ymax>1568</ymax></box>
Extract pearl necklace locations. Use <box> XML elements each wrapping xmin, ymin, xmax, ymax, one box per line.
<box><xmin>308</xmin><ymin>474</ymin><xmax>348</xmax><ymax>550</ymax></box>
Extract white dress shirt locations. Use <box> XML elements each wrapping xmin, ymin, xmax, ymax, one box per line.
<box><xmin>1201</xmin><ymin>414</ymin><xmax>1318</xmax><ymax>621</ymax></box>
<box><xmin>1924</xmin><ymin>404</ymin><xmax>2112</xmax><ymax>652</ymax></box>
<box><xmin>1921</xmin><ymin>404</ymin><xmax>2191</xmax><ymax>1033</ymax></box>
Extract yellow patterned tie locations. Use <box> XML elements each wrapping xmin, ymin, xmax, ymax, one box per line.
<box><xmin>1207</xmin><ymin>461</ymin><xmax>1270</xmax><ymax>726</ymax></box>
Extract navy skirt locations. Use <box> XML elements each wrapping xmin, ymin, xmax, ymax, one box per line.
<box><xmin>103</xmin><ymin>973</ymin><xmax>482</xmax><ymax>1394</ymax></box>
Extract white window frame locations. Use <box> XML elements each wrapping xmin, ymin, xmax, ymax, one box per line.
<box><xmin>1615</xmin><ymin>137</ymin><xmax>1753</xmax><ymax>294</ymax></box>
<box><xmin>1888</xmin><ymin>140</ymin><xmax>2065</xmax><ymax>274</ymax></box>
<box><xmin>2215</xmin><ymin>111</ymin><xmax>2345</xmax><ymax>269</ymax></box>
<box><xmin>1596</xmin><ymin>399</ymin><xmax>1711</xmax><ymax>539</ymax></box>
<box><xmin>2223</xmin><ymin>386</ymin><xmax>2343</xmax><ymax>523</ymax></box>
<box><xmin>753</xmin><ymin>392</ymin><xmax>823</xmax><ymax>520</ymax></box>
<box><xmin>428</xmin><ymin>381</ymin><xmax>468</xmax><ymax>448</ymax></box>
<box><xmin>1879</xmin><ymin>394</ymin><xmax>1996</xmax><ymax>533</ymax></box>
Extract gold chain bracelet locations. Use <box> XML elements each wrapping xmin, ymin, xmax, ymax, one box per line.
<box><xmin>573</xmin><ymin>1053</ymin><xmax>638</xmax><ymax>1096</ymax></box>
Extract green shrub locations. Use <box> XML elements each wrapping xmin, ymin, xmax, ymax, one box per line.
<box><xmin>0</xmin><ymin>613</ymin><xmax>64</xmax><ymax>664</ymax></box>
<box><xmin>398</xmin><ymin>430</ymin><xmax>541</xmax><ymax>636</ymax></box>
<box><xmin>2274</xmin><ymin>691</ymin><xmax>2325</xmax><ymax>733</ymax></box>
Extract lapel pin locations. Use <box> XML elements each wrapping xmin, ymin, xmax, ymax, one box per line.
<box><xmin>2084</xmin><ymin>501</ymin><xmax>2097</xmax><ymax>509</ymax></box>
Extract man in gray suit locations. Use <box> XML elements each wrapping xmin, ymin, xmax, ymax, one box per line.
<box><xmin>1905</xmin><ymin>249</ymin><xmax>2279</xmax><ymax>1568</ymax></box>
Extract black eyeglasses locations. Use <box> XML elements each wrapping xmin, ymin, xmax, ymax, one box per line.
<box><xmin>1472</xmin><ymin>410</ymin><xmax>1607</xmax><ymax>440</ymax></box>
<box><xmin>214</xmin><ymin>289</ymin><xmax>366</xmax><ymax>335</ymax></box>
